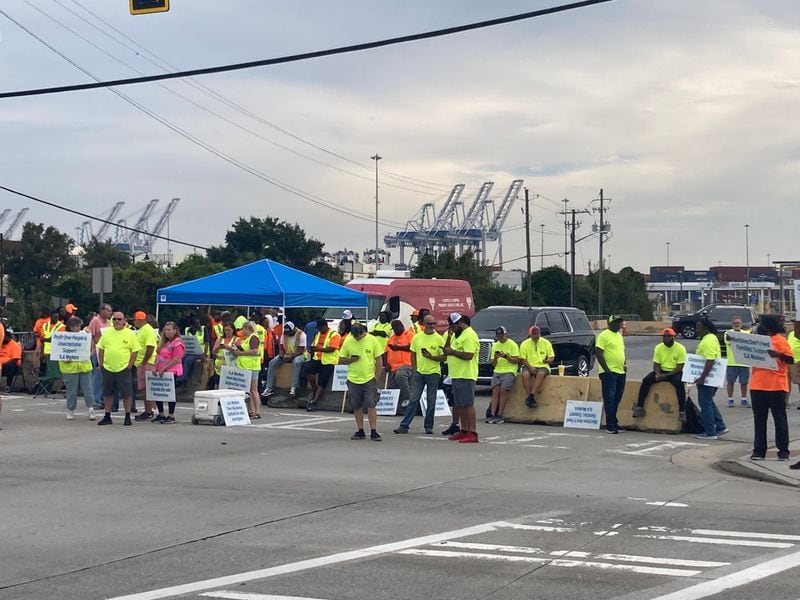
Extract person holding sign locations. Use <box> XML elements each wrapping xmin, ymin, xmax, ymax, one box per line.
<box><xmin>724</xmin><ymin>315</ymin><xmax>751</xmax><ymax>408</ymax></box>
<box><xmin>693</xmin><ymin>318</ymin><xmax>728</xmax><ymax>440</ymax></box>
<box><xmin>133</xmin><ymin>311</ymin><xmax>159</xmax><ymax>422</ymax></box>
<box><xmin>339</xmin><ymin>323</ymin><xmax>385</xmax><ymax>441</ymax></box>
<box><xmin>632</xmin><ymin>328</ymin><xmax>687</xmax><ymax>421</ymax></box>
<box><xmin>96</xmin><ymin>312</ymin><xmax>140</xmax><ymax>426</ymax></box>
<box><xmin>232</xmin><ymin>321</ymin><xmax>262</xmax><ymax>419</ymax></box>
<box><xmin>395</xmin><ymin>314</ymin><xmax>445</xmax><ymax>434</ymax></box>
<box><xmin>59</xmin><ymin>317</ymin><xmax>95</xmax><ymax>421</ymax></box>
<box><xmin>210</xmin><ymin>323</ymin><xmax>237</xmax><ymax>389</ymax></box>
<box><xmin>151</xmin><ymin>322</ymin><xmax>185</xmax><ymax>424</ymax></box>
<box><xmin>306</xmin><ymin>319</ymin><xmax>342</xmax><ymax>412</ymax></box>
<box><xmin>749</xmin><ymin>315</ymin><xmax>794</xmax><ymax>461</ymax></box>
<box><xmin>487</xmin><ymin>326</ymin><xmax>520</xmax><ymax>424</ymax></box>
<box><xmin>519</xmin><ymin>326</ymin><xmax>555</xmax><ymax>409</ymax></box>
<box><xmin>595</xmin><ymin>315</ymin><xmax>627</xmax><ymax>434</ymax></box>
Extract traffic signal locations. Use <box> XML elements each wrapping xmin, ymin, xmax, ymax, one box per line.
<box><xmin>130</xmin><ymin>0</ymin><xmax>169</xmax><ymax>15</ymax></box>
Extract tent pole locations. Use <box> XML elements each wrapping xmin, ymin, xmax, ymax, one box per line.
<box><xmin>156</xmin><ymin>304</ymin><xmax>160</xmax><ymax>324</ymax></box>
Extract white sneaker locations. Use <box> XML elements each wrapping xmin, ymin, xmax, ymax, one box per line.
<box><xmin>88</xmin><ymin>407</ymin><xmax>96</xmax><ymax>421</ymax></box>
<box><xmin>66</xmin><ymin>410</ymin><xmax>75</xmax><ymax>420</ymax></box>
<box><xmin>289</xmin><ymin>386</ymin><xmax>296</xmax><ymax>397</ymax></box>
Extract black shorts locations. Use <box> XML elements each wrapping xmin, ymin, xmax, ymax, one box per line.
<box><xmin>307</xmin><ymin>360</ymin><xmax>334</xmax><ymax>389</ymax></box>
<box><xmin>102</xmin><ymin>367</ymin><xmax>133</xmax><ymax>398</ymax></box>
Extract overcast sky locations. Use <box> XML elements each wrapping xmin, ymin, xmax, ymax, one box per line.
<box><xmin>1</xmin><ymin>0</ymin><xmax>798</xmax><ymax>274</ymax></box>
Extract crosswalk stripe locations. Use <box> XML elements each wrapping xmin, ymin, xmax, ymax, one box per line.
<box><xmin>635</xmin><ymin>534</ymin><xmax>794</xmax><ymax>549</ymax></box>
<box><xmin>689</xmin><ymin>529</ymin><xmax>800</xmax><ymax>542</ymax></box>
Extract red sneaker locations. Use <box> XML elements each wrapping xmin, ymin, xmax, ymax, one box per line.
<box><xmin>448</xmin><ymin>430</ymin><xmax>468</xmax><ymax>441</ymax></box>
<box><xmin>458</xmin><ymin>431</ymin><xmax>479</xmax><ymax>444</ymax></box>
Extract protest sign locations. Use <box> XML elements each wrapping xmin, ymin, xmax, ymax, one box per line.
<box><xmin>219</xmin><ymin>395</ymin><xmax>251</xmax><ymax>426</ymax></box>
<box><xmin>49</xmin><ymin>331</ymin><xmax>91</xmax><ymax>362</ymax></box>
<box><xmin>145</xmin><ymin>371</ymin><xmax>175</xmax><ymax>403</ymax></box>
<box><xmin>376</xmin><ymin>388</ymin><xmax>400</xmax><ymax>416</ymax></box>
<box><xmin>181</xmin><ymin>334</ymin><xmax>204</xmax><ymax>355</ymax></box>
<box><xmin>331</xmin><ymin>365</ymin><xmax>349</xmax><ymax>392</ymax></box>
<box><xmin>563</xmin><ymin>400</ymin><xmax>602</xmax><ymax>430</ymax></box>
<box><xmin>726</xmin><ymin>331</ymin><xmax>778</xmax><ymax>371</ymax></box>
<box><xmin>419</xmin><ymin>387</ymin><xmax>452</xmax><ymax>418</ymax></box>
<box><xmin>681</xmin><ymin>354</ymin><xmax>727</xmax><ymax>388</ymax></box>
<box><xmin>219</xmin><ymin>366</ymin><xmax>252</xmax><ymax>392</ymax></box>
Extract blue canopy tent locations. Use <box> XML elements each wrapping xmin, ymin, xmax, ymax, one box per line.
<box><xmin>155</xmin><ymin>259</ymin><xmax>367</xmax><ymax>317</ymax></box>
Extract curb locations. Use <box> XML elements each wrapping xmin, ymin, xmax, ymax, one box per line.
<box><xmin>716</xmin><ymin>457</ymin><xmax>800</xmax><ymax>488</ymax></box>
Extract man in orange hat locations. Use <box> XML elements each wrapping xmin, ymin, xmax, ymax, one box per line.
<box><xmin>65</xmin><ymin>303</ymin><xmax>78</xmax><ymax>320</ymax></box>
<box><xmin>632</xmin><ymin>328</ymin><xmax>687</xmax><ymax>421</ymax></box>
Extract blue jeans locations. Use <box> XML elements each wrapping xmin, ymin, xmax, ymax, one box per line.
<box><xmin>266</xmin><ymin>355</ymin><xmax>306</xmax><ymax>390</ymax></box>
<box><xmin>400</xmin><ymin>372</ymin><xmax>440</xmax><ymax>430</ymax></box>
<box><xmin>697</xmin><ymin>384</ymin><xmax>726</xmax><ymax>436</ymax></box>
<box><xmin>600</xmin><ymin>371</ymin><xmax>626</xmax><ymax>430</ymax></box>
<box><xmin>180</xmin><ymin>354</ymin><xmax>202</xmax><ymax>385</ymax></box>
<box><xmin>64</xmin><ymin>372</ymin><xmax>94</xmax><ymax>411</ymax></box>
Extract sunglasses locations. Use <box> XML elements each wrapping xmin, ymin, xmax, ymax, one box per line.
<box><xmin>112</xmin><ymin>317</ymin><xmax>125</xmax><ymax>321</ymax></box>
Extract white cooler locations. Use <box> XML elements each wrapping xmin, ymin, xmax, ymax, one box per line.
<box><xmin>192</xmin><ymin>389</ymin><xmax>247</xmax><ymax>426</ymax></box>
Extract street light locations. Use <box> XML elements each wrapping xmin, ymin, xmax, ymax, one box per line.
<box><xmin>539</xmin><ymin>224</ymin><xmax>545</xmax><ymax>270</ymax></box>
<box><xmin>745</xmin><ymin>224</ymin><xmax>750</xmax><ymax>304</ymax></box>
<box><xmin>371</xmin><ymin>153</ymin><xmax>382</xmax><ymax>268</ymax></box>
<box><xmin>666</xmin><ymin>242</ymin><xmax>670</xmax><ymax>267</ymax></box>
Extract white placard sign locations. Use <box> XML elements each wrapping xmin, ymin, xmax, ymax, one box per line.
<box><xmin>681</xmin><ymin>353</ymin><xmax>727</xmax><ymax>388</ymax></box>
<box><xmin>376</xmin><ymin>388</ymin><xmax>400</xmax><ymax>416</ymax></box>
<box><xmin>219</xmin><ymin>395</ymin><xmax>251</xmax><ymax>426</ymax></box>
<box><xmin>419</xmin><ymin>387</ymin><xmax>452</xmax><ymax>418</ymax></box>
<box><xmin>145</xmin><ymin>371</ymin><xmax>176</xmax><ymax>403</ymax></box>
<box><xmin>50</xmin><ymin>331</ymin><xmax>91</xmax><ymax>362</ymax></box>
<box><xmin>726</xmin><ymin>331</ymin><xmax>778</xmax><ymax>371</ymax></box>
<box><xmin>331</xmin><ymin>364</ymin><xmax>349</xmax><ymax>392</ymax></box>
<box><xmin>795</xmin><ymin>279</ymin><xmax>800</xmax><ymax>321</ymax></box>
<box><xmin>563</xmin><ymin>400</ymin><xmax>603</xmax><ymax>430</ymax></box>
<box><xmin>219</xmin><ymin>366</ymin><xmax>252</xmax><ymax>392</ymax></box>
<box><xmin>181</xmin><ymin>334</ymin><xmax>204</xmax><ymax>355</ymax></box>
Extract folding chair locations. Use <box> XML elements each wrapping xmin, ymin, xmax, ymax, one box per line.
<box><xmin>32</xmin><ymin>359</ymin><xmax>63</xmax><ymax>398</ymax></box>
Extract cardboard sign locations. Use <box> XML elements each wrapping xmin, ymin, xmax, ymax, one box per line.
<box><xmin>681</xmin><ymin>353</ymin><xmax>727</xmax><ymax>388</ymax></box>
<box><xmin>50</xmin><ymin>331</ymin><xmax>91</xmax><ymax>362</ymax></box>
<box><xmin>376</xmin><ymin>388</ymin><xmax>400</xmax><ymax>416</ymax></box>
<box><xmin>331</xmin><ymin>364</ymin><xmax>349</xmax><ymax>392</ymax></box>
<box><xmin>563</xmin><ymin>400</ymin><xmax>602</xmax><ymax>430</ymax></box>
<box><xmin>145</xmin><ymin>371</ymin><xmax>176</xmax><ymax>403</ymax></box>
<box><xmin>181</xmin><ymin>334</ymin><xmax>204</xmax><ymax>355</ymax></box>
<box><xmin>418</xmin><ymin>387</ymin><xmax>452</xmax><ymax>418</ymax></box>
<box><xmin>726</xmin><ymin>331</ymin><xmax>777</xmax><ymax>371</ymax></box>
<box><xmin>219</xmin><ymin>365</ymin><xmax>253</xmax><ymax>392</ymax></box>
<box><xmin>219</xmin><ymin>395</ymin><xmax>251</xmax><ymax>426</ymax></box>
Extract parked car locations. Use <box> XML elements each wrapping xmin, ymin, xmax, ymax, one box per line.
<box><xmin>671</xmin><ymin>304</ymin><xmax>758</xmax><ymax>345</ymax></box>
<box><xmin>471</xmin><ymin>306</ymin><xmax>596</xmax><ymax>385</ymax></box>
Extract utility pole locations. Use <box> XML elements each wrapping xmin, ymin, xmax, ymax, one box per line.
<box><xmin>562</xmin><ymin>198</ymin><xmax>569</xmax><ymax>271</ymax></box>
<box><xmin>539</xmin><ymin>224</ymin><xmax>545</xmax><ymax>270</ymax></box>
<box><xmin>591</xmin><ymin>189</ymin><xmax>611</xmax><ymax>316</ymax></box>
<box><xmin>744</xmin><ymin>223</ymin><xmax>750</xmax><ymax>304</ymax></box>
<box><xmin>371</xmin><ymin>153</ymin><xmax>382</xmax><ymax>268</ymax></box>
<box><xmin>524</xmin><ymin>188</ymin><xmax>532</xmax><ymax>307</ymax></box>
<box><xmin>559</xmin><ymin>207</ymin><xmax>591</xmax><ymax>307</ymax></box>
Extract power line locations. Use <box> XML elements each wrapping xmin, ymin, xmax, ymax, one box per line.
<box><xmin>0</xmin><ymin>0</ymin><xmax>613</xmax><ymax>99</ymax></box>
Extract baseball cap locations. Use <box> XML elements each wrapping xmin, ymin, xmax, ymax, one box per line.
<box><xmin>495</xmin><ymin>326</ymin><xmax>507</xmax><ymax>336</ymax></box>
<box><xmin>65</xmin><ymin>303</ymin><xmax>78</xmax><ymax>312</ymax></box>
<box><xmin>662</xmin><ymin>327</ymin><xmax>677</xmax><ymax>336</ymax></box>
<box><xmin>528</xmin><ymin>326</ymin><xmax>541</xmax><ymax>336</ymax></box>
<box><xmin>284</xmin><ymin>321</ymin><xmax>296</xmax><ymax>332</ymax></box>
<box><xmin>448</xmin><ymin>312</ymin><xmax>463</xmax><ymax>324</ymax></box>
<box><xmin>608</xmin><ymin>314</ymin><xmax>624</xmax><ymax>323</ymax></box>
<box><xmin>341</xmin><ymin>309</ymin><xmax>353</xmax><ymax>320</ymax></box>
<box><xmin>133</xmin><ymin>310</ymin><xmax>147</xmax><ymax>320</ymax></box>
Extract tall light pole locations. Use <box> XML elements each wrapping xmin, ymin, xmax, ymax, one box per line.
<box><xmin>539</xmin><ymin>224</ymin><xmax>545</xmax><ymax>270</ymax></box>
<box><xmin>744</xmin><ymin>224</ymin><xmax>750</xmax><ymax>304</ymax></box>
<box><xmin>524</xmin><ymin>188</ymin><xmax>532</xmax><ymax>307</ymax></box>
<box><xmin>666</xmin><ymin>242</ymin><xmax>670</xmax><ymax>267</ymax></box>
<box><xmin>371</xmin><ymin>153</ymin><xmax>382</xmax><ymax>267</ymax></box>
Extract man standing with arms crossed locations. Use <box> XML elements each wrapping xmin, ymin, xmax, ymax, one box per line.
<box><xmin>96</xmin><ymin>312</ymin><xmax>140</xmax><ymax>426</ymax></box>
<box><xmin>443</xmin><ymin>312</ymin><xmax>480</xmax><ymax>444</ymax></box>
<box><xmin>133</xmin><ymin>311</ymin><xmax>158</xmax><ymax>421</ymax></box>
<box><xmin>724</xmin><ymin>315</ymin><xmax>751</xmax><ymax>408</ymax></box>
<box><xmin>338</xmin><ymin>322</ymin><xmax>385</xmax><ymax>441</ymax></box>
<box><xmin>595</xmin><ymin>314</ymin><xmax>627</xmax><ymax>434</ymax></box>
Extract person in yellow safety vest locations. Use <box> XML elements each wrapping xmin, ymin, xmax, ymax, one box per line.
<box><xmin>210</xmin><ymin>322</ymin><xmax>236</xmax><ymax>389</ymax></box>
<box><xmin>232</xmin><ymin>320</ymin><xmax>262</xmax><ymax>419</ymax></box>
<box><xmin>42</xmin><ymin>310</ymin><xmax>66</xmax><ymax>359</ymax></box>
<box><xmin>306</xmin><ymin>318</ymin><xmax>342</xmax><ymax>412</ymax></box>
<box><xmin>406</xmin><ymin>308</ymin><xmax>430</xmax><ymax>336</ymax></box>
<box><xmin>251</xmin><ymin>312</ymin><xmax>268</xmax><ymax>365</ymax></box>
<box><xmin>181</xmin><ymin>317</ymin><xmax>209</xmax><ymax>387</ymax></box>
<box><xmin>370</xmin><ymin>311</ymin><xmax>393</xmax><ymax>347</ymax></box>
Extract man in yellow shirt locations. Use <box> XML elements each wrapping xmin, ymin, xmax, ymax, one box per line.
<box><xmin>443</xmin><ymin>312</ymin><xmax>480</xmax><ymax>443</ymax></box>
<box><xmin>595</xmin><ymin>314</ymin><xmax>626</xmax><ymax>434</ymax></box>
<box><xmin>487</xmin><ymin>326</ymin><xmax>519</xmax><ymax>424</ymax></box>
<box><xmin>96</xmin><ymin>312</ymin><xmax>140</xmax><ymax>426</ymax></box>
<box><xmin>519</xmin><ymin>325</ymin><xmax>555</xmax><ymax>409</ymax></box>
<box><xmin>788</xmin><ymin>320</ymin><xmax>800</xmax><ymax>400</ymax></box>
<box><xmin>724</xmin><ymin>315</ymin><xmax>751</xmax><ymax>408</ymax></box>
<box><xmin>133</xmin><ymin>311</ymin><xmax>159</xmax><ymax>421</ymax></box>
<box><xmin>632</xmin><ymin>328</ymin><xmax>687</xmax><ymax>421</ymax></box>
<box><xmin>339</xmin><ymin>322</ymin><xmax>385</xmax><ymax>441</ymax></box>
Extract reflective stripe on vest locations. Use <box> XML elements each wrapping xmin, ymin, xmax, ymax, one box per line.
<box><xmin>43</xmin><ymin>321</ymin><xmax>65</xmax><ymax>355</ymax></box>
<box><xmin>313</xmin><ymin>330</ymin><xmax>340</xmax><ymax>365</ymax></box>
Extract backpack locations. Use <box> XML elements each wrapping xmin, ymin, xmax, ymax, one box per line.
<box><xmin>683</xmin><ymin>396</ymin><xmax>705</xmax><ymax>434</ymax></box>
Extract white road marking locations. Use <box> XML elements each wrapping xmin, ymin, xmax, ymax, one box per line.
<box><xmin>645</xmin><ymin>548</ymin><xmax>800</xmax><ymax>600</ymax></box>
<box><xmin>609</xmin><ymin>441</ymin><xmax>707</xmax><ymax>457</ymax></box>
<box><xmin>690</xmin><ymin>529</ymin><xmax>800</xmax><ymax>542</ymax></box>
<box><xmin>398</xmin><ymin>549</ymin><xmax>702</xmax><ymax>577</ymax></box>
<box><xmin>200</xmin><ymin>593</ymin><xmax>328</xmax><ymax>600</ymax></box>
<box><xmin>645</xmin><ymin>502</ymin><xmax>689</xmax><ymax>508</ymax></box>
<box><xmin>635</xmin><ymin>534</ymin><xmax>794</xmax><ymax>549</ymax></box>
<box><xmin>494</xmin><ymin>521</ymin><xmax>576</xmax><ymax>533</ymax></box>
<box><xmin>106</xmin><ymin>521</ymin><xmax>503</xmax><ymax>600</ymax></box>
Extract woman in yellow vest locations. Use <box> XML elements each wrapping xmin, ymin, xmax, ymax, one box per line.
<box><xmin>233</xmin><ymin>320</ymin><xmax>262</xmax><ymax>419</ymax></box>
<box><xmin>210</xmin><ymin>323</ymin><xmax>236</xmax><ymax>389</ymax></box>
<box><xmin>59</xmin><ymin>316</ymin><xmax>95</xmax><ymax>421</ymax></box>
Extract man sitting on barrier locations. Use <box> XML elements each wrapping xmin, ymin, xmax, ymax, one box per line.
<box><xmin>632</xmin><ymin>328</ymin><xmax>687</xmax><ymax>421</ymax></box>
<box><xmin>262</xmin><ymin>321</ymin><xmax>308</xmax><ymax>399</ymax></box>
<box><xmin>519</xmin><ymin>326</ymin><xmax>555</xmax><ymax>408</ymax></box>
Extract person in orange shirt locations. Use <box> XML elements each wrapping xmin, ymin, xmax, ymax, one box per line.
<box><xmin>386</xmin><ymin>319</ymin><xmax>414</xmax><ymax>410</ymax></box>
<box><xmin>749</xmin><ymin>315</ymin><xmax>794</xmax><ymax>462</ymax></box>
<box><xmin>0</xmin><ymin>329</ymin><xmax>22</xmax><ymax>392</ymax></box>
<box><xmin>306</xmin><ymin>318</ymin><xmax>341</xmax><ymax>411</ymax></box>
<box><xmin>32</xmin><ymin>307</ymin><xmax>50</xmax><ymax>351</ymax></box>
<box><xmin>0</xmin><ymin>320</ymin><xmax>6</xmax><ymax>428</ymax></box>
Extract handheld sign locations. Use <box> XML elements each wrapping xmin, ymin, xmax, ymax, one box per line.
<box><xmin>726</xmin><ymin>331</ymin><xmax>778</xmax><ymax>371</ymax></box>
<box><xmin>419</xmin><ymin>387</ymin><xmax>453</xmax><ymax>417</ymax></box>
<box><xmin>50</xmin><ymin>331</ymin><xmax>91</xmax><ymax>362</ymax></box>
<box><xmin>181</xmin><ymin>334</ymin><xmax>204</xmax><ymax>355</ymax></box>
<box><xmin>331</xmin><ymin>365</ymin><xmax>349</xmax><ymax>392</ymax></box>
<box><xmin>219</xmin><ymin>394</ymin><xmax>251</xmax><ymax>426</ymax></box>
<box><xmin>219</xmin><ymin>366</ymin><xmax>252</xmax><ymax>392</ymax></box>
<box><xmin>145</xmin><ymin>371</ymin><xmax>176</xmax><ymax>403</ymax></box>
<box><xmin>681</xmin><ymin>353</ymin><xmax>727</xmax><ymax>388</ymax></box>
<box><xmin>564</xmin><ymin>400</ymin><xmax>602</xmax><ymax>430</ymax></box>
<box><xmin>375</xmin><ymin>388</ymin><xmax>400</xmax><ymax>416</ymax></box>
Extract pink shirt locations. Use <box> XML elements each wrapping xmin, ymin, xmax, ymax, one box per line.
<box><xmin>156</xmin><ymin>338</ymin><xmax>186</xmax><ymax>376</ymax></box>
<box><xmin>88</xmin><ymin>315</ymin><xmax>109</xmax><ymax>354</ymax></box>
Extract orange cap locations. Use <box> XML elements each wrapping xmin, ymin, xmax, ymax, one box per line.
<box><xmin>133</xmin><ymin>311</ymin><xmax>147</xmax><ymax>320</ymax></box>
<box><xmin>662</xmin><ymin>328</ymin><xmax>677</xmax><ymax>336</ymax></box>
<box><xmin>65</xmin><ymin>303</ymin><xmax>78</xmax><ymax>312</ymax></box>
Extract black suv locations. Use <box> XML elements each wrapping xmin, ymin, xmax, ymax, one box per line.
<box><xmin>471</xmin><ymin>306</ymin><xmax>596</xmax><ymax>385</ymax></box>
<box><xmin>671</xmin><ymin>304</ymin><xmax>758</xmax><ymax>340</ymax></box>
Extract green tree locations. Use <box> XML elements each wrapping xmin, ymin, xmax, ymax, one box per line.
<box><xmin>81</xmin><ymin>239</ymin><xmax>132</xmax><ymax>269</ymax></box>
<box><xmin>6</xmin><ymin>222</ymin><xmax>77</xmax><ymax>295</ymax></box>
<box><xmin>530</xmin><ymin>266</ymin><xmax>570</xmax><ymax>306</ymax></box>
<box><xmin>168</xmin><ymin>253</ymin><xmax>226</xmax><ymax>285</ymax></box>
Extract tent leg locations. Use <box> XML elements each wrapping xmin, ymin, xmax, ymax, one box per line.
<box><xmin>156</xmin><ymin>304</ymin><xmax>160</xmax><ymax>324</ymax></box>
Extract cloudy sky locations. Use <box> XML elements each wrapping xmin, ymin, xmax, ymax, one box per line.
<box><xmin>1</xmin><ymin>0</ymin><xmax>798</xmax><ymax>274</ymax></box>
